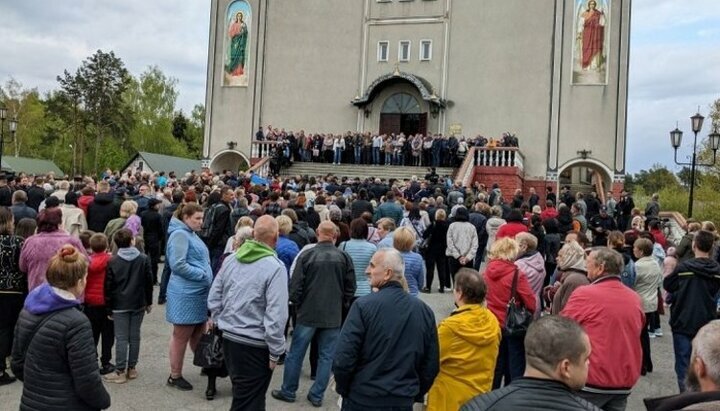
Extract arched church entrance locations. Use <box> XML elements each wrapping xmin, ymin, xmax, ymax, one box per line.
<box><xmin>557</xmin><ymin>159</ymin><xmax>613</xmax><ymax>204</ymax></box>
<box><xmin>379</xmin><ymin>92</ymin><xmax>427</xmax><ymax>136</ymax></box>
<box><xmin>209</xmin><ymin>149</ymin><xmax>250</xmax><ymax>174</ymax></box>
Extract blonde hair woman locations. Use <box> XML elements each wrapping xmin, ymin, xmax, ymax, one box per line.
<box><xmin>482</xmin><ymin>237</ymin><xmax>536</xmax><ymax>389</ymax></box>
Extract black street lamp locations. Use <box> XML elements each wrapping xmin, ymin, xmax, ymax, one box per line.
<box><xmin>670</xmin><ymin>111</ymin><xmax>720</xmax><ymax>218</ymax></box>
<box><xmin>0</xmin><ymin>106</ymin><xmax>18</xmax><ymax>173</ymax></box>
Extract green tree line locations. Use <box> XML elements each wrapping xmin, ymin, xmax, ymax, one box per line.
<box><xmin>0</xmin><ymin>50</ymin><xmax>204</xmax><ymax>176</ymax></box>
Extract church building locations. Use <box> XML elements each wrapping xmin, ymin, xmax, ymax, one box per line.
<box><xmin>203</xmin><ymin>0</ymin><xmax>630</xmax><ymax>194</ymax></box>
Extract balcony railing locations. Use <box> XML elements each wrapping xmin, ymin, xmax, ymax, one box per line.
<box><xmin>473</xmin><ymin>147</ymin><xmax>524</xmax><ymax>169</ymax></box>
<box><xmin>458</xmin><ymin>147</ymin><xmax>525</xmax><ymax>187</ymax></box>
<box><xmin>251</xmin><ymin>141</ymin><xmax>280</xmax><ymax>158</ymax></box>
<box><xmin>248</xmin><ymin>156</ymin><xmax>271</xmax><ymax>178</ymax></box>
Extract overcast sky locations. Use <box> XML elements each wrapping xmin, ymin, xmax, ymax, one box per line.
<box><xmin>1</xmin><ymin>0</ymin><xmax>719</xmax><ymax>174</ymax></box>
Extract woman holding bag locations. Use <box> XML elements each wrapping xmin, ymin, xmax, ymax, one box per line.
<box><xmin>165</xmin><ymin>202</ymin><xmax>213</xmax><ymax>392</ymax></box>
<box><xmin>482</xmin><ymin>237</ymin><xmax>536</xmax><ymax>389</ymax></box>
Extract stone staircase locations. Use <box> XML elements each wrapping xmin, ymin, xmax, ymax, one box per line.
<box><xmin>280</xmin><ymin>162</ymin><xmax>456</xmax><ymax>182</ymax></box>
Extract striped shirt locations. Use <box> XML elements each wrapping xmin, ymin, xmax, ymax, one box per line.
<box><xmin>340</xmin><ymin>239</ymin><xmax>376</xmax><ymax>297</ymax></box>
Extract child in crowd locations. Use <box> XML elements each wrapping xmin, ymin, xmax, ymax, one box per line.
<box><xmin>79</xmin><ymin>230</ymin><xmax>95</xmax><ymax>254</ymax></box>
<box><xmin>84</xmin><ymin>233</ymin><xmax>115</xmax><ymax>375</ymax></box>
<box><xmin>103</xmin><ymin>229</ymin><xmax>154</xmax><ymax>383</ymax></box>
<box><xmin>14</xmin><ymin>217</ymin><xmax>37</xmax><ymax>240</ymax></box>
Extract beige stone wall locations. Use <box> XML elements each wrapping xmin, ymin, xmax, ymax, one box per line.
<box><xmin>204</xmin><ymin>0</ymin><xmax>630</xmax><ymax>181</ymax></box>
<box><xmin>445</xmin><ymin>0</ymin><xmax>555</xmax><ymax>179</ymax></box>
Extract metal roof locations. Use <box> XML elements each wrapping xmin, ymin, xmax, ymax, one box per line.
<box><xmin>1</xmin><ymin>155</ymin><xmax>64</xmax><ymax>176</ymax></box>
<box><xmin>124</xmin><ymin>151</ymin><xmax>202</xmax><ymax>176</ymax></box>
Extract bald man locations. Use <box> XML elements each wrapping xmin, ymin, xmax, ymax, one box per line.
<box><xmin>208</xmin><ymin>215</ymin><xmax>288</xmax><ymax>409</ymax></box>
<box><xmin>272</xmin><ymin>221</ymin><xmax>356</xmax><ymax>407</ymax></box>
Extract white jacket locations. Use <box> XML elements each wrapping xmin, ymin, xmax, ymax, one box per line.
<box><xmin>446</xmin><ymin>221</ymin><xmax>479</xmax><ymax>261</ymax></box>
<box><xmin>634</xmin><ymin>256</ymin><xmax>662</xmax><ymax>313</ymax></box>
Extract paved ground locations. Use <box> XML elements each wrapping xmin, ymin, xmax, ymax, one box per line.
<box><xmin>1</xmin><ymin>282</ymin><xmax>677</xmax><ymax>410</ymax></box>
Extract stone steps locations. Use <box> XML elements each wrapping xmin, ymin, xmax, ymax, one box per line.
<box><xmin>280</xmin><ymin>162</ymin><xmax>456</xmax><ymax>182</ymax></box>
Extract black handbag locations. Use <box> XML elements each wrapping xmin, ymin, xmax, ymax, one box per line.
<box><xmin>193</xmin><ymin>328</ymin><xmax>224</xmax><ymax>369</ymax></box>
<box><xmin>503</xmin><ymin>268</ymin><xmax>533</xmax><ymax>337</ymax></box>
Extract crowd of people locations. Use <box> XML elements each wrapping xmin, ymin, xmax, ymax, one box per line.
<box><xmin>0</xmin><ymin>166</ymin><xmax>719</xmax><ymax>411</ymax></box>
<box><xmin>256</xmin><ymin>125</ymin><xmax>520</xmax><ymax>170</ymax></box>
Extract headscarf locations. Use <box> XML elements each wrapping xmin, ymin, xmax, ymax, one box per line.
<box><xmin>557</xmin><ymin>241</ymin><xmax>587</xmax><ymax>272</ymax></box>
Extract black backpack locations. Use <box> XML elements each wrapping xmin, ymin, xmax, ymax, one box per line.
<box><xmin>199</xmin><ymin>203</ymin><xmax>222</xmax><ymax>241</ymax></box>
<box><xmin>265</xmin><ymin>202</ymin><xmax>282</xmax><ymax>217</ymax></box>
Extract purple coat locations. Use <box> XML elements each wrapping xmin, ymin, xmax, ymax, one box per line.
<box><xmin>20</xmin><ymin>230</ymin><xmax>88</xmax><ymax>291</ymax></box>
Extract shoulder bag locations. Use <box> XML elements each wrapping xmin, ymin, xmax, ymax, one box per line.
<box><xmin>503</xmin><ymin>268</ymin><xmax>533</xmax><ymax>337</ymax></box>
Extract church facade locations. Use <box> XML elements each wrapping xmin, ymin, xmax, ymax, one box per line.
<box><xmin>203</xmin><ymin>0</ymin><xmax>630</xmax><ymax>191</ymax></box>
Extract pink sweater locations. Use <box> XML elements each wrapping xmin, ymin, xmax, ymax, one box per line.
<box><xmin>20</xmin><ymin>231</ymin><xmax>88</xmax><ymax>291</ymax></box>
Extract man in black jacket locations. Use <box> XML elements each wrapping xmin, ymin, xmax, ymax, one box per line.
<box><xmin>25</xmin><ymin>177</ymin><xmax>46</xmax><ymax>211</ymax></box>
<box><xmin>272</xmin><ymin>221</ymin><xmax>355</xmax><ymax>408</ymax></box>
<box><xmin>158</xmin><ymin>190</ymin><xmax>184</xmax><ymax>305</ymax></box>
<box><xmin>462</xmin><ymin>316</ymin><xmax>599</xmax><ymax>411</ymax></box>
<box><xmin>333</xmin><ymin>248</ymin><xmax>439</xmax><ymax>410</ymax></box>
<box><xmin>664</xmin><ymin>230</ymin><xmax>720</xmax><ymax>392</ymax></box>
<box><xmin>140</xmin><ymin>198</ymin><xmax>164</xmax><ymax>284</ymax></box>
<box><xmin>0</xmin><ymin>175</ymin><xmax>12</xmax><ymax>207</ymax></box>
<box><xmin>87</xmin><ymin>181</ymin><xmax>120</xmax><ymax>233</ymax></box>
<box><xmin>350</xmin><ymin>189</ymin><xmax>373</xmax><ymax>219</ymax></box>
<box><xmin>206</xmin><ymin>187</ymin><xmax>234</xmax><ymax>270</ymax></box>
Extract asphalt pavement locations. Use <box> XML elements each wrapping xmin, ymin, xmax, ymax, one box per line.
<box><xmin>0</xmin><ymin>281</ymin><xmax>678</xmax><ymax>410</ymax></box>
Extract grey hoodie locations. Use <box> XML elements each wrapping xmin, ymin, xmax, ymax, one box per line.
<box><xmin>207</xmin><ymin>240</ymin><xmax>289</xmax><ymax>360</ymax></box>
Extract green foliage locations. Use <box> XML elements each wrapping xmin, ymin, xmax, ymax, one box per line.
<box><xmin>124</xmin><ymin>65</ymin><xmax>183</xmax><ymax>156</ymax></box>
<box><xmin>627</xmin><ymin>163</ymin><xmax>681</xmax><ymax>195</ymax></box>
<box><xmin>1</xmin><ymin>51</ymin><xmax>205</xmax><ymax>176</ymax></box>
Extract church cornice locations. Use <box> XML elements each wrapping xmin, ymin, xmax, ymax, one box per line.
<box><xmin>351</xmin><ymin>70</ymin><xmax>446</xmax><ymax>108</ymax></box>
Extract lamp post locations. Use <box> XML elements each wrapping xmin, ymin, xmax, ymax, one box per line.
<box><xmin>69</xmin><ymin>144</ymin><xmax>76</xmax><ymax>176</ymax></box>
<box><xmin>670</xmin><ymin>111</ymin><xmax>720</xmax><ymax>218</ymax></box>
<box><xmin>0</xmin><ymin>106</ymin><xmax>18</xmax><ymax>173</ymax></box>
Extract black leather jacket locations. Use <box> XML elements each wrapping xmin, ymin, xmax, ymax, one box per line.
<box><xmin>461</xmin><ymin>378</ymin><xmax>601</xmax><ymax>411</ymax></box>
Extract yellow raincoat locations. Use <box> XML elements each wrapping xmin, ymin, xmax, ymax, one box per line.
<box><xmin>426</xmin><ymin>304</ymin><xmax>501</xmax><ymax>411</ymax></box>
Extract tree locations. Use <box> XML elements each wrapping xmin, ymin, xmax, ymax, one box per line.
<box><xmin>124</xmin><ymin>65</ymin><xmax>183</xmax><ymax>156</ymax></box>
<box><xmin>57</xmin><ymin>50</ymin><xmax>133</xmax><ymax>174</ymax></box>
<box><xmin>171</xmin><ymin>105</ymin><xmax>204</xmax><ymax>158</ymax></box>
<box><xmin>630</xmin><ymin>163</ymin><xmax>682</xmax><ymax>195</ymax></box>
<box><xmin>172</xmin><ymin>112</ymin><xmax>188</xmax><ymax>142</ymax></box>
<box><xmin>676</xmin><ymin>166</ymin><xmax>695</xmax><ymax>189</ymax></box>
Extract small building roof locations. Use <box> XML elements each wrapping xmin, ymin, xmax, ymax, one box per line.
<box><xmin>125</xmin><ymin>152</ymin><xmax>202</xmax><ymax>176</ymax></box>
<box><xmin>1</xmin><ymin>155</ymin><xmax>64</xmax><ymax>176</ymax></box>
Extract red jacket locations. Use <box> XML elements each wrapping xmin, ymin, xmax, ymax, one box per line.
<box><xmin>85</xmin><ymin>252</ymin><xmax>111</xmax><ymax>306</ymax></box>
<box><xmin>650</xmin><ymin>228</ymin><xmax>668</xmax><ymax>250</ymax></box>
<box><xmin>483</xmin><ymin>259</ymin><xmax>536</xmax><ymax>324</ymax></box>
<box><xmin>495</xmin><ymin>222</ymin><xmax>529</xmax><ymax>240</ymax></box>
<box><xmin>78</xmin><ymin>195</ymin><xmax>94</xmax><ymax>215</ymax></box>
<box><xmin>561</xmin><ymin>276</ymin><xmax>644</xmax><ymax>391</ymax></box>
<box><xmin>540</xmin><ymin>207</ymin><xmax>559</xmax><ymax>222</ymax></box>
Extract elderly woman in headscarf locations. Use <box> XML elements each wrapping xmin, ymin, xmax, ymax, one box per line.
<box><xmin>543</xmin><ymin>240</ymin><xmax>588</xmax><ymax>315</ymax></box>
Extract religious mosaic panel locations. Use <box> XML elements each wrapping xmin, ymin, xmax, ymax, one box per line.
<box><xmin>223</xmin><ymin>0</ymin><xmax>251</xmax><ymax>87</ymax></box>
<box><xmin>572</xmin><ymin>0</ymin><xmax>609</xmax><ymax>85</ymax></box>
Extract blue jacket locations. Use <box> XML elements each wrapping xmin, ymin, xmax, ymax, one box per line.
<box><xmin>275</xmin><ymin>235</ymin><xmax>299</xmax><ymax>276</ymax></box>
<box><xmin>401</xmin><ymin>251</ymin><xmax>426</xmax><ymax>296</ymax></box>
<box><xmin>166</xmin><ymin>217</ymin><xmax>213</xmax><ymax>324</ymax></box>
<box><xmin>373</xmin><ymin>200</ymin><xmax>403</xmax><ymax>225</ymax></box>
<box><xmin>333</xmin><ymin>283</ymin><xmax>439</xmax><ymax>408</ymax></box>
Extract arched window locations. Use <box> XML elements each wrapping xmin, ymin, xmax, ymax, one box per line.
<box><xmin>381</xmin><ymin>93</ymin><xmax>421</xmax><ymax>114</ymax></box>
